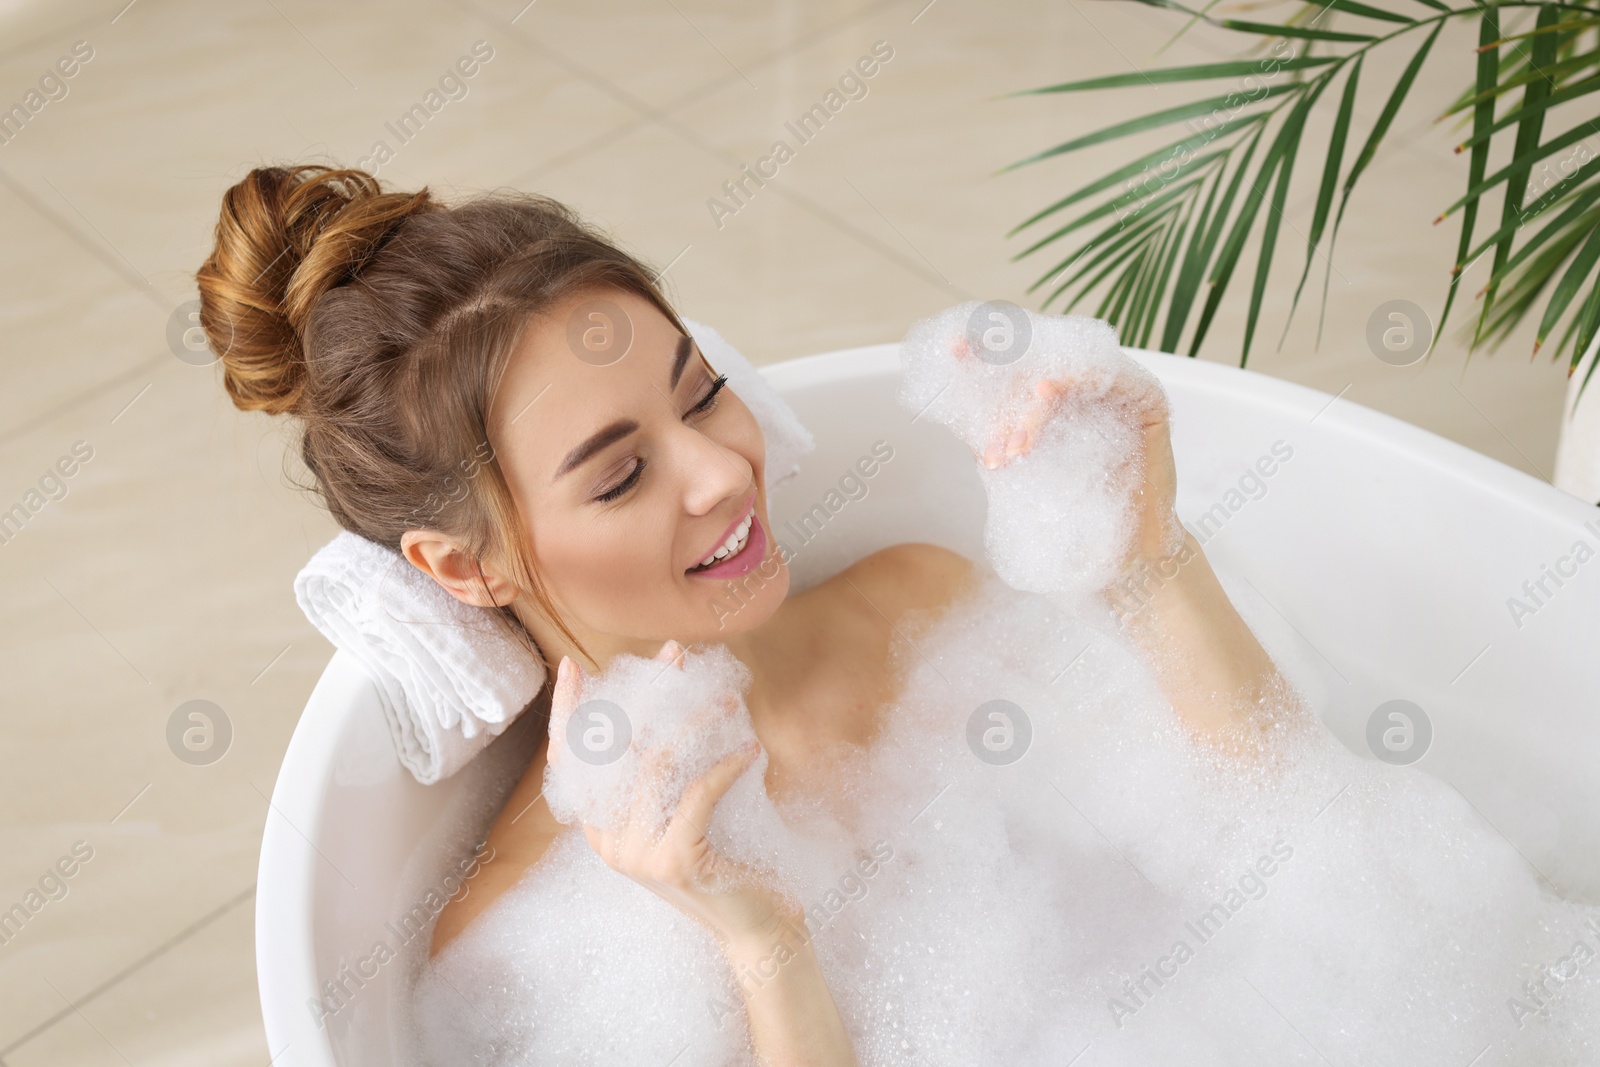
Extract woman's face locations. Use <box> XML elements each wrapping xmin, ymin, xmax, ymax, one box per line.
<box><xmin>488</xmin><ymin>287</ymin><xmax>790</xmax><ymax>668</ymax></box>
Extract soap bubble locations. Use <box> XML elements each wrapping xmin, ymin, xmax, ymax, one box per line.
<box><xmin>414</xmin><ymin>572</ymin><xmax>1600</xmax><ymax>1065</ymax></box>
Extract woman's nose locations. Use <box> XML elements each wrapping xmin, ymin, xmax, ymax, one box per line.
<box><xmin>676</xmin><ymin>421</ymin><xmax>754</xmax><ymax>516</ymax></box>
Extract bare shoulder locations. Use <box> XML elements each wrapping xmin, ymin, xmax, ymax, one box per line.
<box><xmin>833</xmin><ymin>541</ymin><xmax>981</xmax><ymax>625</ymax></box>
<box><xmin>429</xmin><ymin>722</ymin><xmax>561</xmax><ymax>959</ymax></box>
<box><xmin>786</xmin><ymin>542</ymin><xmax>982</xmax><ymax>749</ymax></box>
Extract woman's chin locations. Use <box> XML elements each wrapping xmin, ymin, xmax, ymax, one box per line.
<box><xmin>689</xmin><ymin>532</ymin><xmax>789</xmax><ymax>636</ymax></box>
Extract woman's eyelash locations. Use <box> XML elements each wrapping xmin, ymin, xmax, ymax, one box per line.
<box><xmin>594</xmin><ymin>373</ymin><xmax>730</xmax><ymax>503</ymax></box>
<box><xmin>691</xmin><ymin>373</ymin><xmax>728</xmax><ymax>415</ymax></box>
<box><xmin>596</xmin><ymin>462</ymin><xmax>644</xmax><ymax>503</ymax></box>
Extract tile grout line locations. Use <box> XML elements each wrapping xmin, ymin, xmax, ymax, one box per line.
<box><xmin>0</xmin><ymin>166</ymin><xmax>166</xmax><ymax>309</ymax></box>
<box><xmin>0</xmin><ymin>351</ymin><xmax>166</xmax><ymax>449</ymax></box>
<box><xmin>0</xmin><ymin>2</ymin><xmax>118</xmax><ymax>66</ymax></box>
<box><xmin>0</xmin><ymin>883</ymin><xmax>256</xmax><ymax>1061</ymax></box>
<box><xmin>468</xmin><ymin>0</ymin><xmax>972</xmax><ymax>300</ymax></box>
<box><xmin>502</xmin><ymin>0</ymin><xmax>909</xmax><ymax>187</ymax></box>
<box><xmin>505</xmin><ymin>0</ymin><xmax>1253</xmax><ymax>194</ymax></box>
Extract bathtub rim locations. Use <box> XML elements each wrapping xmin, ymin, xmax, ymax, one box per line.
<box><xmin>764</xmin><ymin>342</ymin><xmax>1591</xmax><ymax>527</ymax></box>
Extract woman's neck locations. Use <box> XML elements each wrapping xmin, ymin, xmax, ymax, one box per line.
<box><xmin>517</xmin><ymin>592</ymin><xmax>819</xmax><ymax>737</ymax></box>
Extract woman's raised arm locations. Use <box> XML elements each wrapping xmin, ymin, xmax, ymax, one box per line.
<box><xmin>985</xmin><ymin>375</ymin><xmax>1303</xmax><ymax>754</ymax></box>
<box><xmin>1102</xmin><ymin>527</ymin><xmax>1301</xmax><ymax>751</ymax></box>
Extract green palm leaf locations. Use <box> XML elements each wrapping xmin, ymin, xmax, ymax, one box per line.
<box><xmin>1449</xmin><ymin>72</ymin><xmax>1600</xmax><ymax>154</ymax></box>
<box><xmin>1244</xmin><ymin>78</ymin><xmax>1330</xmax><ymax>363</ymax></box>
<box><xmin>1192</xmin><ymin>126</ymin><xmax>1290</xmax><ymax>355</ymax></box>
<box><xmin>1535</xmin><ymin>218</ymin><xmax>1600</xmax><ymax>352</ymax></box>
<box><xmin>1571</xmin><ymin>273</ymin><xmax>1600</xmax><ymax>388</ymax></box>
<box><xmin>1162</xmin><ymin>159</ymin><xmax>1229</xmax><ymax>351</ymax></box>
<box><xmin>1217</xmin><ymin>19</ymin><xmax>1379</xmax><ymax>42</ymax></box>
<box><xmin>1283</xmin><ymin>57</ymin><xmax>1360</xmax><ymax>350</ymax></box>
<box><xmin>1431</xmin><ymin>7</ymin><xmax>1500</xmax><ymax>358</ymax></box>
<box><xmin>1006</xmin><ymin>0</ymin><xmax>1600</xmax><ymax>414</ymax></box>
<box><xmin>1002</xmin><ymin>84</ymin><xmax>1300</xmax><ymax>172</ymax></box>
<box><xmin>1471</xmin><ymin>190</ymin><xmax>1600</xmax><ymax>290</ymax></box>
<box><xmin>1007</xmin><ymin>55</ymin><xmax>1340</xmax><ymax>95</ymax></box>
<box><xmin>1474</xmin><ymin>4</ymin><xmax>1562</xmax><ymax>353</ymax></box>
<box><xmin>1005</xmin><ymin>124</ymin><xmax>1249</xmax><ymax>233</ymax></box>
<box><xmin>1028</xmin><ymin>181</ymin><xmax>1201</xmax><ymax>300</ymax></box>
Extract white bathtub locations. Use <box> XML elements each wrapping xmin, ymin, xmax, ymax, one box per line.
<box><xmin>256</xmin><ymin>343</ymin><xmax>1600</xmax><ymax>1067</ymax></box>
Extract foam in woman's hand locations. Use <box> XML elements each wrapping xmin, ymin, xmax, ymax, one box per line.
<box><xmin>543</xmin><ymin>643</ymin><xmax>757</xmax><ymax>830</ymax></box>
<box><xmin>541</xmin><ymin>642</ymin><xmax>809</xmax><ymax>885</ymax></box>
<box><xmin>897</xmin><ymin>300</ymin><xmax>1166</xmax><ymax>596</ymax></box>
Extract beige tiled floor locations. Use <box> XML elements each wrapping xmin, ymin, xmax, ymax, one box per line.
<box><xmin>0</xmin><ymin>0</ymin><xmax>1583</xmax><ymax>1063</ymax></box>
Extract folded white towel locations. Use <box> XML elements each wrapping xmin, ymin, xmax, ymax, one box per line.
<box><xmin>293</xmin><ymin>316</ymin><xmax>814</xmax><ymax>784</ymax></box>
<box><xmin>294</xmin><ymin>531</ymin><xmax>542</xmax><ymax>784</ymax></box>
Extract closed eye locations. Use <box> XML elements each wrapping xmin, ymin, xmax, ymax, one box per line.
<box><xmin>690</xmin><ymin>373</ymin><xmax>728</xmax><ymax>417</ymax></box>
<box><xmin>595</xmin><ymin>456</ymin><xmax>645</xmax><ymax>502</ymax></box>
<box><xmin>593</xmin><ymin>372</ymin><xmax>729</xmax><ymax>503</ymax></box>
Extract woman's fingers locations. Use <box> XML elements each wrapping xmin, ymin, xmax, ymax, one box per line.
<box><xmin>1013</xmin><ymin>379</ymin><xmax>1069</xmax><ymax>457</ymax></box>
<box><xmin>545</xmin><ymin>655</ymin><xmax>584</xmax><ymax>770</ymax></box>
<box><xmin>984</xmin><ymin>376</ymin><xmax>1073</xmax><ymax>469</ymax></box>
<box><xmin>982</xmin><ymin>370</ymin><xmax>1167</xmax><ymax>470</ymax></box>
<box><xmin>621</xmin><ymin>714</ymin><xmax>740</xmax><ymax>841</ymax></box>
<box><xmin>575</xmin><ymin>738</ymin><xmax>778</xmax><ymax>943</ymax></box>
<box><xmin>673</xmin><ymin>741</ymin><xmax>760</xmax><ymax>839</ymax></box>
<box><xmin>590</xmin><ymin>742</ymin><xmax>753</xmax><ymax>871</ymax></box>
<box><xmin>625</xmin><ymin>744</ymin><xmax>678</xmax><ymax>837</ymax></box>
<box><xmin>1089</xmin><ymin>367</ymin><xmax>1168</xmax><ymax>429</ymax></box>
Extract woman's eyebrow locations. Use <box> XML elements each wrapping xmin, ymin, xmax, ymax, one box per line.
<box><xmin>553</xmin><ymin>418</ymin><xmax>637</xmax><ymax>482</ymax></box>
<box><xmin>668</xmin><ymin>332</ymin><xmax>692</xmax><ymax>388</ymax></box>
<box><xmin>552</xmin><ymin>334</ymin><xmax>697</xmax><ymax>483</ymax></box>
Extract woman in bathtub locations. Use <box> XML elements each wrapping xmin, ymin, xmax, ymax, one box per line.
<box><xmin>197</xmin><ymin>165</ymin><xmax>1293</xmax><ymax>1067</ymax></box>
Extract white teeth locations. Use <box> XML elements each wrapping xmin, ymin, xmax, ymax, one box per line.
<box><xmin>694</xmin><ymin>509</ymin><xmax>754</xmax><ymax>569</ymax></box>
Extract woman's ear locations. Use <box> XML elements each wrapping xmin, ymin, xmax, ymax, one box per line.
<box><xmin>400</xmin><ymin>529</ymin><xmax>518</xmax><ymax>608</ymax></box>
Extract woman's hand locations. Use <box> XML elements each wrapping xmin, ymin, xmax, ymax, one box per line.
<box><xmin>549</xmin><ymin>640</ymin><xmax>797</xmax><ymax>953</ymax></box>
<box><xmin>978</xmin><ymin>370</ymin><xmax>1184</xmax><ymax>579</ymax></box>
<box><xmin>552</xmin><ymin>644</ymin><xmax>859</xmax><ymax>1065</ymax></box>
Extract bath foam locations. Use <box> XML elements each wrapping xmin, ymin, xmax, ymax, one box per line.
<box><xmin>800</xmin><ymin>572</ymin><xmax>1600</xmax><ymax>1066</ymax></box>
<box><xmin>540</xmin><ymin>641</ymin><xmax>850</xmax><ymax>904</ymax></box>
<box><xmin>414</xmin><ymin>829</ymin><xmax>750</xmax><ymax>1063</ymax></box>
<box><xmin>412</xmin><ymin>571</ymin><xmax>1600</xmax><ymax>1066</ymax></box>
<box><xmin>896</xmin><ymin>302</ymin><xmax>1185</xmax><ymax>597</ymax></box>
<box><xmin>539</xmin><ymin>642</ymin><xmax>758</xmax><ymax>835</ymax></box>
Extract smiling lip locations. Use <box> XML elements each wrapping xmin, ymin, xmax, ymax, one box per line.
<box><xmin>686</xmin><ymin>494</ymin><xmax>766</xmax><ymax>579</ymax></box>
